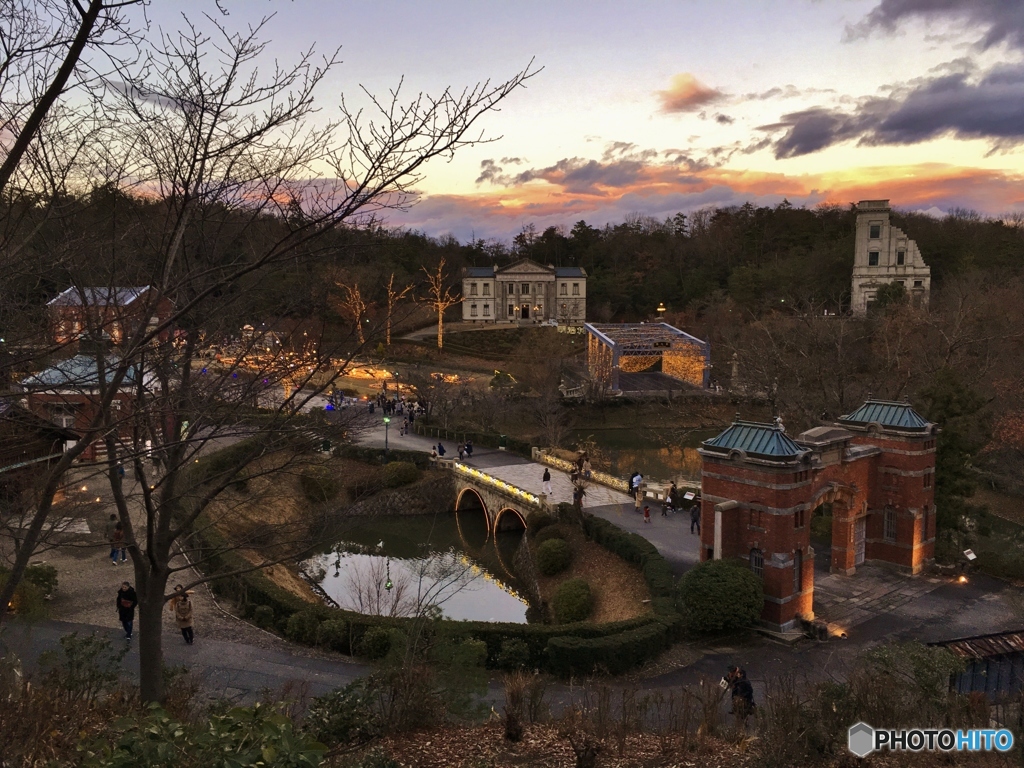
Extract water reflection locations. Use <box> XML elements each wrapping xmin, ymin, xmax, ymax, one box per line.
<box><xmin>307</xmin><ymin>512</ymin><xmax>529</xmax><ymax>624</ymax></box>
<box><xmin>567</xmin><ymin>428</ymin><xmax>716</xmax><ymax>483</ymax></box>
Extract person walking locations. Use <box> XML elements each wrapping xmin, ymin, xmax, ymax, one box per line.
<box><xmin>430</xmin><ymin>447</ymin><xmax>438</xmax><ymax>461</ymax></box>
<box><xmin>104</xmin><ymin>513</ymin><xmax>118</xmax><ymax>559</ymax></box>
<box><xmin>465</xmin><ymin>439</ymin><xmax>473</xmax><ymax>458</ymax></box>
<box><xmin>628</xmin><ymin>471</ymin><xmax>639</xmax><ymax>498</ymax></box>
<box><xmin>643</xmin><ymin>505</ymin><xmax>652</xmax><ymax>524</ymax></box>
<box><xmin>634</xmin><ymin>492</ymin><xmax>642</xmax><ymax>514</ymax></box>
<box><xmin>582</xmin><ymin>457</ymin><xmax>592</xmax><ymax>480</ymax></box>
<box><xmin>170</xmin><ymin>585</ymin><xmax>195</xmax><ymax>645</ymax></box>
<box><xmin>727</xmin><ymin>666</ymin><xmax>755</xmax><ymax>725</ymax></box>
<box><xmin>110</xmin><ymin>521</ymin><xmax>127</xmax><ymax>565</ymax></box>
<box><xmin>458</xmin><ymin>443</ymin><xmax>465</xmax><ymax>461</ymax></box>
<box><xmin>667</xmin><ymin>482</ymin><xmax>679</xmax><ymax>512</ymax></box>
<box><xmin>116</xmin><ymin>581</ymin><xmax>138</xmax><ymax>641</ymax></box>
<box><xmin>437</xmin><ymin>442</ymin><xmax>446</xmax><ymax>458</ymax></box>
<box><xmin>542</xmin><ymin>467</ymin><xmax>552</xmax><ymax>495</ymax></box>
<box><xmin>690</xmin><ymin>503</ymin><xmax>701</xmax><ymax>535</ymax></box>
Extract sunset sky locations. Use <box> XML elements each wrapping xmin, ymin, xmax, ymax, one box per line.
<box><xmin>146</xmin><ymin>1</ymin><xmax>1024</xmax><ymax>241</ymax></box>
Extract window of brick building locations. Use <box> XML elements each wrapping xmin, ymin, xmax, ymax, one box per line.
<box><xmin>884</xmin><ymin>508</ymin><xmax>897</xmax><ymax>543</ymax></box>
<box><xmin>793</xmin><ymin>550</ymin><xmax>802</xmax><ymax>593</ymax></box>
<box><xmin>868</xmin><ymin>251</ymin><xmax>879</xmax><ymax>266</ymax></box>
<box><xmin>750</xmin><ymin>549</ymin><xmax>764</xmax><ymax>579</ymax></box>
<box><xmin>923</xmin><ymin>471</ymin><xmax>933</xmax><ymax>489</ymax></box>
<box><xmin>794</xmin><ymin>508</ymin><xmax>805</xmax><ymax>528</ymax></box>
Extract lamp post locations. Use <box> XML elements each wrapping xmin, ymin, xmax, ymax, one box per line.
<box><xmin>383</xmin><ymin>415</ymin><xmax>390</xmax><ymax>456</ymax></box>
<box><xmin>656</xmin><ymin>302</ymin><xmax>667</xmax><ymax>320</ymax></box>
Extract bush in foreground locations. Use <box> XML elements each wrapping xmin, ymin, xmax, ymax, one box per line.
<box><xmin>676</xmin><ymin>558</ymin><xmax>763</xmax><ymax>633</ymax></box>
<box><xmin>382</xmin><ymin>461</ymin><xmax>420</xmax><ymax>488</ymax></box>
<box><xmin>553</xmin><ymin>578</ymin><xmax>593</xmax><ymax>623</ymax></box>
<box><xmin>536</xmin><ymin>538</ymin><xmax>572</xmax><ymax>576</ymax></box>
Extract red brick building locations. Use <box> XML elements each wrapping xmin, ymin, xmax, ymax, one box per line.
<box><xmin>698</xmin><ymin>401</ymin><xmax>937</xmax><ymax>631</ymax></box>
<box><xmin>47</xmin><ymin>286</ymin><xmax>173</xmax><ymax>346</ymax></box>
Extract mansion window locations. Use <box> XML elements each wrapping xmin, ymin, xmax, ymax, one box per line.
<box><xmin>508</xmin><ymin>304</ymin><xmax>514</xmax><ymax>316</ymax></box>
<box><xmin>572</xmin><ymin>283</ymin><xmax>580</xmax><ymax>296</ymax></box>
<box><xmin>482</xmin><ymin>284</ymin><xmax>490</xmax><ymax>296</ymax></box>
<box><xmin>884</xmin><ymin>508</ymin><xmax>897</xmax><ymax>543</ymax></box>
<box><xmin>521</xmin><ymin>283</ymin><xmax>530</xmax><ymax>295</ymax></box>
<box><xmin>508</xmin><ymin>283</ymin><xmax>515</xmax><ymax>295</ymax></box>
<box><xmin>560</xmin><ymin>283</ymin><xmax>567</xmax><ymax>295</ymax></box>
<box><xmin>897</xmin><ymin>250</ymin><xmax>906</xmax><ymax>265</ymax></box>
<box><xmin>483</xmin><ymin>303</ymin><xmax>490</xmax><ymax>316</ymax></box>
<box><xmin>470</xmin><ymin>283</ymin><xmax>478</xmax><ymax>296</ymax></box>
<box><xmin>750</xmin><ymin>548</ymin><xmax>764</xmax><ymax>580</ymax></box>
<box><xmin>470</xmin><ymin>303</ymin><xmax>478</xmax><ymax>317</ymax></box>
<box><xmin>869</xmin><ymin>223</ymin><xmax>881</xmax><ymax>239</ymax></box>
<box><xmin>914</xmin><ymin>280</ymin><xmax>923</xmax><ymax>288</ymax></box>
<box><xmin>868</xmin><ymin>251</ymin><xmax>879</xmax><ymax>266</ymax></box>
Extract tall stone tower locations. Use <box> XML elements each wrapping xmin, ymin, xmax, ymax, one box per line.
<box><xmin>851</xmin><ymin>200</ymin><xmax>930</xmax><ymax>315</ymax></box>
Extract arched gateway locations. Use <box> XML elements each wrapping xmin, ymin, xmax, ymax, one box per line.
<box><xmin>699</xmin><ymin>401</ymin><xmax>938</xmax><ymax>632</ymax></box>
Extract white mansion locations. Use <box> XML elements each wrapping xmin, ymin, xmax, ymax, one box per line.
<box><xmin>461</xmin><ymin>259</ymin><xmax>587</xmax><ymax>326</ymax></box>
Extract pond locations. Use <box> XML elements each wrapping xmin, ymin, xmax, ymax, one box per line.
<box><xmin>305</xmin><ymin>511</ymin><xmax>532</xmax><ymax>624</ymax></box>
<box><xmin>566</xmin><ymin>427</ymin><xmax>719</xmax><ymax>484</ymax></box>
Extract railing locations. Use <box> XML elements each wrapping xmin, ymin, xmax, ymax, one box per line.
<box><xmin>449</xmin><ymin>461</ymin><xmax>543</xmax><ymax>508</ymax></box>
<box><xmin>532</xmin><ymin>449</ymin><xmax>630</xmax><ymax>494</ymax></box>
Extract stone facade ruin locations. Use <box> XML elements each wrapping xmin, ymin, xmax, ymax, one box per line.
<box><xmin>851</xmin><ymin>199</ymin><xmax>931</xmax><ymax>315</ymax></box>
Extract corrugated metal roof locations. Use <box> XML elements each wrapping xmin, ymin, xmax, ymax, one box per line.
<box><xmin>46</xmin><ymin>286</ymin><xmax>149</xmax><ymax>307</ymax></box>
<box><xmin>21</xmin><ymin>355</ymin><xmax>139</xmax><ymax>389</ymax></box>
<box><xmin>840</xmin><ymin>400</ymin><xmax>931</xmax><ymax>431</ymax></box>
<box><xmin>932</xmin><ymin>630</ymin><xmax>1024</xmax><ymax>660</ymax></box>
<box><xmin>464</xmin><ymin>267</ymin><xmax>495</xmax><ymax>278</ymax></box>
<box><xmin>703</xmin><ymin>420</ymin><xmax>805</xmax><ymax>458</ymax></box>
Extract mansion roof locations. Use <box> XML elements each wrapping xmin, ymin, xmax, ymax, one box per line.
<box><xmin>463</xmin><ymin>259</ymin><xmax>585</xmax><ymax>279</ymax></box>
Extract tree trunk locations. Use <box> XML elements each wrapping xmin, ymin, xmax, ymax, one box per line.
<box><xmin>137</xmin><ymin>567</ymin><xmax>170</xmax><ymax>703</ymax></box>
<box><xmin>437</xmin><ymin>308</ymin><xmax>444</xmax><ymax>349</ymax></box>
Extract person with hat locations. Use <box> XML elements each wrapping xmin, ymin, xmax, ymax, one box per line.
<box><xmin>169</xmin><ymin>584</ymin><xmax>195</xmax><ymax>645</ymax></box>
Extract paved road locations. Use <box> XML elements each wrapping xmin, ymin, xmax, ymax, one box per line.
<box><xmin>1</xmin><ymin>618</ymin><xmax>368</xmax><ymax>702</ymax></box>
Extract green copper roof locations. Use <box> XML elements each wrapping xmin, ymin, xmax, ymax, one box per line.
<box><xmin>21</xmin><ymin>355</ymin><xmax>139</xmax><ymax>390</ymax></box>
<box><xmin>702</xmin><ymin>420</ymin><xmax>806</xmax><ymax>459</ymax></box>
<box><xmin>839</xmin><ymin>400</ymin><xmax>931</xmax><ymax>431</ymax></box>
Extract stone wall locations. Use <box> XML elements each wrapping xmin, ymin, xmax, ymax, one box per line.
<box><xmin>334</xmin><ymin>472</ymin><xmax>456</xmax><ymax>518</ymax></box>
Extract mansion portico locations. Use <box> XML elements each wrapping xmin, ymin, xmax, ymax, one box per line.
<box><xmin>461</xmin><ymin>259</ymin><xmax>587</xmax><ymax>326</ymax></box>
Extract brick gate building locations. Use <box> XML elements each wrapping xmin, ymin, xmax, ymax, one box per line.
<box><xmin>698</xmin><ymin>400</ymin><xmax>938</xmax><ymax>631</ymax></box>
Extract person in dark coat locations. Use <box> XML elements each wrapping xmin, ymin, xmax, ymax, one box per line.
<box><xmin>116</xmin><ymin>581</ymin><xmax>138</xmax><ymax>641</ymax></box>
<box><xmin>690</xmin><ymin>503</ymin><xmax>701</xmax><ymax>534</ymax></box>
<box><xmin>727</xmin><ymin>666</ymin><xmax>755</xmax><ymax>722</ymax></box>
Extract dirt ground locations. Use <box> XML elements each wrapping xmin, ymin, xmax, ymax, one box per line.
<box><xmin>534</xmin><ymin>525</ymin><xmax>652</xmax><ymax>624</ymax></box>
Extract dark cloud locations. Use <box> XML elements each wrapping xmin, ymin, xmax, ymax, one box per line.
<box><xmin>760</xmin><ymin>64</ymin><xmax>1024</xmax><ymax>157</ymax></box>
<box><xmin>715</xmin><ymin>113</ymin><xmax>735</xmax><ymax>125</ymax></box>
<box><xmin>849</xmin><ymin>0</ymin><xmax>1024</xmax><ymax>51</ymax></box>
<box><xmin>500</xmin><ymin>156</ymin><xmax>525</xmax><ymax>165</ymax></box>
<box><xmin>656</xmin><ymin>74</ymin><xmax>725</xmax><ymax>113</ymax></box>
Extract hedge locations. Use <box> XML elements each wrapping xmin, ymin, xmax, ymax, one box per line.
<box><xmin>546</xmin><ymin>620</ymin><xmax>673</xmax><ymax>676</ymax></box>
<box><xmin>411</xmin><ymin>423</ymin><xmax>532</xmax><ymax>459</ymax></box>
<box><xmin>381</xmin><ymin>461</ymin><xmax>420</xmax><ymax>488</ymax></box>
<box><xmin>332</xmin><ymin>444</ymin><xmax>433</xmax><ymax>469</ymax></box>
<box><xmin>676</xmin><ymin>558</ymin><xmax>763</xmax><ymax>633</ymax></box>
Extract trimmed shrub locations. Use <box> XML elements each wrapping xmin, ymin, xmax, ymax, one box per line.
<box><xmin>496</xmin><ymin>638</ymin><xmax>531</xmax><ymax>670</ymax></box>
<box><xmin>553</xmin><ymin>578</ymin><xmax>593</xmax><ymax>623</ymax></box>
<box><xmin>536</xmin><ymin>538</ymin><xmax>572</xmax><ymax>576</ymax></box>
<box><xmin>527</xmin><ymin>510</ymin><xmax>556</xmax><ymax>535</ymax></box>
<box><xmin>285</xmin><ymin>609</ymin><xmax>323</xmax><ymax>645</ymax></box>
<box><xmin>318</xmin><ymin>618</ymin><xmax>350</xmax><ymax>653</ymax></box>
<box><xmin>381</xmin><ymin>461</ymin><xmax>420</xmax><ymax>488</ymax></box>
<box><xmin>676</xmin><ymin>558</ymin><xmax>763</xmax><ymax>633</ymax></box>
<box><xmin>300</xmin><ymin>466</ymin><xmax>343</xmax><ymax>503</ymax></box>
<box><xmin>546</xmin><ymin>621</ymin><xmax>670</xmax><ymax>676</ymax></box>
<box><xmin>534</xmin><ymin>524</ymin><xmax>570</xmax><ymax>545</ymax></box>
<box><xmin>252</xmin><ymin>604</ymin><xmax>275</xmax><ymax>630</ymax></box>
<box><xmin>583</xmin><ymin>514</ymin><xmax>674</xmax><ymax>597</ymax></box>
<box><xmin>360</xmin><ymin>626</ymin><xmax>394</xmax><ymax>660</ymax></box>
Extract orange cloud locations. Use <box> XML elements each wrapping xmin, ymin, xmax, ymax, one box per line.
<box><xmin>389</xmin><ymin>162</ymin><xmax>1024</xmax><ymax>239</ymax></box>
<box><xmin>656</xmin><ymin>73</ymin><xmax>725</xmax><ymax>113</ymax></box>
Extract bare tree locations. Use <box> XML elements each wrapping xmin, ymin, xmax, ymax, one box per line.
<box><xmin>384</xmin><ymin>272</ymin><xmax>413</xmax><ymax>346</ymax></box>
<box><xmin>422</xmin><ymin>257</ymin><xmax>460</xmax><ymax>349</ymax></box>
<box><xmin>335</xmin><ymin>280</ymin><xmax>369</xmax><ymax>345</ymax></box>
<box><xmin>0</xmin><ymin>11</ymin><xmax>537</xmax><ymax>706</ymax></box>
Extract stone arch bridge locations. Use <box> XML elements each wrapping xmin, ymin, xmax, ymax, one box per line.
<box><xmin>441</xmin><ymin>460</ymin><xmax>550</xmax><ymax>537</ymax></box>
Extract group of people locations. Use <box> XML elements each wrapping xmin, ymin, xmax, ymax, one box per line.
<box><xmin>430</xmin><ymin>440</ymin><xmax>473</xmax><ymax>461</ymax></box>
<box><xmin>115</xmin><ymin>582</ymin><xmax>195</xmax><ymax>645</ymax></box>
<box><xmin>627</xmin><ymin>477</ymin><xmax>702</xmax><ymax>531</ymax></box>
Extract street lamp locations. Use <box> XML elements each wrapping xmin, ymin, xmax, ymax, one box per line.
<box><xmin>656</xmin><ymin>302</ymin><xmax>667</xmax><ymax>319</ymax></box>
<box><xmin>383</xmin><ymin>415</ymin><xmax>390</xmax><ymax>456</ymax></box>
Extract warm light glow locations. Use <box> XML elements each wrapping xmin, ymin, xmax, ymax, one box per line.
<box><xmin>958</xmin><ymin>575</ymin><xmax>968</xmax><ymax>584</ymax></box>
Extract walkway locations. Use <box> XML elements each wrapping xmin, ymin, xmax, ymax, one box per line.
<box><xmin>358</xmin><ymin>421</ymin><xmax>704</xmax><ymax>575</ymax></box>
